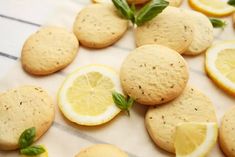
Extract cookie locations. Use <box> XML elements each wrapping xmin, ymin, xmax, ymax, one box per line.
<box><xmin>167</xmin><ymin>0</ymin><xmax>183</xmax><ymax>7</ymax></box>
<box><xmin>219</xmin><ymin>107</ymin><xmax>235</xmax><ymax>157</ymax></box>
<box><xmin>21</xmin><ymin>27</ymin><xmax>79</xmax><ymax>76</ymax></box>
<box><xmin>73</xmin><ymin>4</ymin><xmax>128</xmax><ymax>48</ymax></box>
<box><xmin>183</xmin><ymin>10</ymin><xmax>213</xmax><ymax>55</ymax></box>
<box><xmin>135</xmin><ymin>6</ymin><xmax>193</xmax><ymax>54</ymax></box>
<box><xmin>145</xmin><ymin>86</ymin><xmax>217</xmax><ymax>153</ymax></box>
<box><xmin>120</xmin><ymin>44</ymin><xmax>188</xmax><ymax>105</ymax></box>
<box><xmin>233</xmin><ymin>12</ymin><xmax>235</xmax><ymax>28</ymax></box>
<box><xmin>0</xmin><ymin>86</ymin><xmax>55</xmax><ymax>150</ymax></box>
<box><xmin>75</xmin><ymin>144</ymin><xmax>128</xmax><ymax>157</ymax></box>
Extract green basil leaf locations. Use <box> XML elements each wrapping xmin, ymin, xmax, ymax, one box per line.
<box><xmin>19</xmin><ymin>127</ymin><xmax>36</xmax><ymax>149</ymax></box>
<box><xmin>112</xmin><ymin>91</ymin><xmax>135</xmax><ymax>116</ymax></box>
<box><xmin>126</xmin><ymin>97</ymin><xmax>134</xmax><ymax>116</ymax></box>
<box><xmin>112</xmin><ymin>91</ymin><xmax>128</xmax><ymax>110</ymax></box>
<box><xmin>127</xmin><ymin>97</ymin><xmax>134</xmax><ymax>110</ymax></box>
<box><xmin>20</xmin><ymin>145</ymin><xmax>45</xmax><ymax>156</ymax></box>
<box><xmin>112</xmin><ymin>0</ymin><xmax>135</xmax><ymax>23</ymax></box>
<box><xmin>209</xmin><ymin>18</ymin><xmax>227</xmax><ymax>29</ymax></box>
<box><xmin>136</xmin><ymin>0</ymin><xmax>169</xmax><ymax>26</ymax></box>
<box><xmin>228</xmin><ymin>0</ymin><xmax>235</xmax><ymax>6</ymax></box>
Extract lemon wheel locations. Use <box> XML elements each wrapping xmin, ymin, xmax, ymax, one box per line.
<box><xmin>205</xmin><ymin>40</ymin><xmax>235</xmax><ymax>96</ymax></box>
<box><xmin>189</xmin><ymin>0</ymin><xmax>235</xmax><ymax>17</ymax></box>
<box><xmin>58</xmin><ymin>64</ymin><xmax>122</xmax><ymax>126</ymax></box>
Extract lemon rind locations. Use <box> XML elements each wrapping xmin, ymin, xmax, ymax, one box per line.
<box><xmin>58</xmin><ymin>64</ymin><xmax>122</xmax><ymax>126</ymax></box>
<box><xmin>205</xmin><ymin>41</ymin><xmax>235</xmax><ymax>96</ymax></box>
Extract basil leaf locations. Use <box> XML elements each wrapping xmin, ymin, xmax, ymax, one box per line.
<box><xmin>112</xmin><ymin>91</ymin><xmax>127</xmax><ymax>110</ymax></box>
<box><xmin>112</xmin><ymin>0</ymin><xmax>135</xmax><ymax>23</ymax></box>
<box><xmin>20</xmin><ymin>145</ymin><xmax>45</xmax><ymax>156</ymax></box>
<box><xmin>209</xmin><ymin>18</ymin><xmax>227</xmax><ymax>29</ymax></box>
<box><xmin>19</xmin><ymin>127</ymin><xmax>36</xmax><ymax>149</ymax></box>
<box><xmin>228</xmin><ymin>0</ymin><xmax>235</xmax><ymax>6</ymax></box>
<box><xmin>136</xmin><ymin>0</ymin><xmax>169</xmax><ymax>26</ymax></box>
<box><xmin>112</xmin><ymin>91</ymin><xmax>134</xmax><ymax>116</ymax></box>
<box><xmin>126</xmin><ymin>97</ymin><xmax>134</xmax><ymax>116</ymax></box>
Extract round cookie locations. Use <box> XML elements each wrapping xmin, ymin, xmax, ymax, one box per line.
<box><xmin>135</xmin><ymin>6</ymin><xmax>193</xmax><ymax>54</ymax></box>
<box><xmin>0</xmin><ymin>86</ymin><xmax>55</xmax><ymax>150</ymax></box>
<box><xmin>183</xmin><ymin>10</ymin><xmax>213</xmax><ymax>55</ymax></box>
<box><xmin>120</xmin><ymin>44</ymin><xmax>189</xmax><ymax>105</ymax></box>
<box><xmin>145</xmin><ymin>86</ymin><xmax>217</xmax><ymax>153</ymax></box>
<box><xmin>233</xmin><ymin>13</ymin><xmax>235</xmax><ymax>28</ymax></box>
<box><xmin>219</xmin><ymin>107</ymin><xmax>235</xmax><ymax>157</ymax></box>
<box><xmin>167</xmin><ymin>0</ymin><xmax>183</xmax><ymax>7</ymax></box>
<box><xmin>21</xmin><ymin>26</ymin><xmax>79</xmax><ymax>75</ymax></box>
<box><xmin>75</xmin><ymin>144</ymin><xmax>129</xmax><ymax>157</ymax></box>
<box><xmin>73</xmin><ymin>4</ymin><xmax>129</xmax><ymax>48</ymax></box>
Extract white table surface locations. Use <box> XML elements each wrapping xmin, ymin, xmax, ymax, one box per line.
<box><xmin>0</xmin><ymin>0</ymin><xmax>235</xmax><ymax>157</ymax></box>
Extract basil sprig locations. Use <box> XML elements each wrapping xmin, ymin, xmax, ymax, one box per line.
<box><xmin>19</xmin><ymin>127</ymin><xmax>36</xmax><ymax>149</ymax></box>
<box><xmin>112</xmin><ymin>0</ymin><xmax>169</xmax><ymax>26</ymax></box>
<box><xmin>18</xmin><ymin>127</ymin><xmax>45</xmax><ymax>156</ymax></box>
<box><xmin>228</xmin><ymin>0</ymin><xmax>235</xmax><ymax>6</ymax></box>
<box><xmin>112</xmin><ymin>0</ymin><xmax>135</xmax><ymax>23</ymax></box>
<box><xmin>112</xmin><ymin>91</ymin><xmax>134</xmax><ymax>116</ymax></box>
<box><xmin>135</xmin><ymin>0</ymin><xmax>169</xmax><ymax>26</ymax></box>
<box><xmin>209</xmin><ymin>18</ymin><xmax>227</xmax><ymax>29</ymax></box>
<box><xmin>20</xmin><ymin>145</ymin><xmax>45</xmax><ymax>156</ymax></box>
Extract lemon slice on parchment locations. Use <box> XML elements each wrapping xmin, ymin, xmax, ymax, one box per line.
<box><xmin>174</xmin><ymin>122</ymin><xmax>218</xmax><ymax>157</ymax></box>
<box><xmin>205</xmin><ymin>40</ymin><xmax>235</xmax><ymax>96</ymax></box>
<box><xmin>58</xmin><ymin>64</ymin><xmax>122</xmax><ymax>126</ymax></box>
<box><xmin>189</xmin><ymin>0</ymin><xmax>235</xmax><ymax>17</ymax></box>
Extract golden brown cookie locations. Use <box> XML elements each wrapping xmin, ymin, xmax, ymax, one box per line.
<box><xmin>145</xmin><ymin>86</ymin><xmax>217</xmax><ymax>153</ymax></box>
<box><xmin>233</xmin><ymin>12</ymin><xmax>235</xmax><ymax>28</ymax></box>
<box><xmin>167</xmin><ymin>0</ymin><xmax>184</xmax><ymax>7</ymax></box>
<box><xmin>0</xmin><ymin>86</ymin><xmax>55</xmax><ymax>150</ymax></box>
<box><xmin>73</xmin><ymin>4</ymin><xmax>128</xmax><ymax>48</ymax></box>
<box><xmin>183</xmin><ymin>10</ymin><xmax>213</xmax><ymax>55</ymax></box>
<box><xmin>21</xmin><ymin>26</ymin><xmax>79</xmax><ymax>76</ymax></box>
<box><xmin>219</xmin><ymin>107</ymin><xmax>235</xmax><ymax>157</ymax></box>
<box><xmin>135</xmin><ymin>6</ymin><xmax>193</xmax><ymax>54</ymax></box>
<box><xmin>120</xmin><ymin>44</ymin><xmax>189</xmax><ymax>105</ymax></box>
<box><xmin>75</xmin><ymin>144</ymin><xmax>128</xmax><ymax>157</ymax></box>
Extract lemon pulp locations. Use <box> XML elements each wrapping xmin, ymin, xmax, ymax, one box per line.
<box><xmin>174</xmin><ymin>122</ymin><xmax>218</xmax><ymax>157</ymax></box>
<box><xmin>67</xmin><ymin>72</ymin><xmax>114</xmax><ymax>116</ymax></box>
<box><xmin>198</xmin><ymin>0</ymin><xmax>230</xmax><ymax>9</ymax></box>
<box><xmin>215</xmin><ymin>49</ymin><xmax>235</xmax><ymax>83</ymax></box>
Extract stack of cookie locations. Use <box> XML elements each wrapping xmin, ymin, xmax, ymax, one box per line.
<box><xmin>135</xmin><ymin>6</ymin><xmax>214</xmax><ymax>56</ymax></box>
<box><xmin>119</xmin><ymin>44</ymin><xmax>218</xmax><ymax>154</ymax></box>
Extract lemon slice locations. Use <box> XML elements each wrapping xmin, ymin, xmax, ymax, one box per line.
<box><xmin>58</xmin><ymin>64</ymin><xmax>122</xmax><ymax>126</ymax></box>
<box><xmin>174</xmin><ymin>122</ymin><xmax>218</xmax><ymax>157</ymax></box>
<box><xmin>91</xmin><ymin>0</ymin><xmax>111</xmax><ymax>3</ymax></box>
<box><xmin>189</xmin><ymin>0</ymin><xmax>235</xmax><ymax>17</ymax></box>
<box><xmin>205</xmin><ymin>40</ymin><xmax>235</xmax><ymax>96</ymax></box>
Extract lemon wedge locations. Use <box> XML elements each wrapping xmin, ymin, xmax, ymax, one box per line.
<box><xmin>58</xmin><ymin>64</ymin><xmax>122</xmax><ymax>126</ymax></box>
<box><xmin>188</xmin><ymin>0</ymin><xmax>235</xmax><ymax>17</ymax></box>
<box><xmin>205</xmin><ymin>40</ymin><xmax>235</xmax><ymax>96</ymax></box>
<box><xmin>174</xmin><ymin>122</ymin><xmax>218</xmax><ymax>157</ymax></box>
